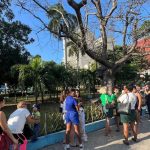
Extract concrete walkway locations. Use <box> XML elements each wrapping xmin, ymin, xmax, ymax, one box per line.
<box><xmin>41</xmin><ymin>117</ymin><xmax>150</xmax><ymax>150</ymax></box>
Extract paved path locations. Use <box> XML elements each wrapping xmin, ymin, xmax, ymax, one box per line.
<box><xmin>41</xmin><ymin>117</ymin><xmax>150</xmax><ymax>150</ymax></box>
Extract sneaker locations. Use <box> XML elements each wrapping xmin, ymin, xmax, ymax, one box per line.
<box><xmin>64</xmin><ymin>144</ymin><xmax>70</xmax><ymax>150</ymax></box>
<box><xmin>123</xmin><ymin>140</ymin><xmax>129</xmax><ymax>145</ymax></box>
<box><xmin>79</xmin><ymin>144</ymin><xmax>84</xmax><ymax>150</ymax></box>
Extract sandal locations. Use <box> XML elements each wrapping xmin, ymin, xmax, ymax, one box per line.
<box><xmin>132</xmin><ymin>137</ymin><xmax>137</xmax><ymax>142</ymax></box>
<box><xmin>123</xmin><ymin>140</ymin><xmax>129</xmax><ymax>145</ymax></box>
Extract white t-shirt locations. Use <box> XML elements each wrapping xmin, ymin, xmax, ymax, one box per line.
<box><xmin>62</xmin><ymin>99</ymin><xmax>67</xmax><ymax>113</ymax></box>
<box><xmin>7</xmin><ymin>108</ymin><xmax>30</xmax><ymax>134</ymax></box>
<box><xmin>118</xmin><ymin>92</ymin><xmax>137</xmax><ymax>109</ymax></box>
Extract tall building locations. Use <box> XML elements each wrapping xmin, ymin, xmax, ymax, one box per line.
<box><xmin>62</xmin><ymin>37</ymin><xmax>114</xmax><ymax>69</ymax></box>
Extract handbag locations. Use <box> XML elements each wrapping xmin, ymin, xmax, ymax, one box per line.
<box><xmin>105</xmin><ymin>95</ymin><xmax>115</xmax><ymax>109</ymax></box>
<box><xmin>118</xmin><ymin>94</ymin><xmax>131</xmax><ymax>114</ymax></box>
<box><xmin>105</xmin><ymin>103</ymin><xmax>115</xmax><ymax>109</ymax></box>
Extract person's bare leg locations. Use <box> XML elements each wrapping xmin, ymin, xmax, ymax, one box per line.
<box><xmin>107</xmin><ymin>118</ymin><xmax>112</xmax><ymax>135</ymax></box>
<box><xmin>130</xmin><ymin>122</ymin><xmax>137</xmax><ymax>140</ymax></box>
<box><xmin>66</xmin><ymin>123</ymin><xmax>71</xmax><ymax>144</ymax></box>
<box><xmin>73</xmin><ymin>124</ymin><xmax>82</xmax><ymax>144</ymax></box>
<box><xmin>70</xmin><ymin>124</ymin><xmax>75</xmax><ymax>145</ymax></box>
<box><xmin>105</xmin><ymin>117</ymin><xmax>109</xmax><ymax>135</ymax></box>
<box><xmin>123</xmin><ymin>123</ymin><xmax>129</xmax><ymax>144</ymax></box>
<box><xmin>115</xmin><ymin>116</ymin><xmax>120</xmax><ymax>131</ymax></box>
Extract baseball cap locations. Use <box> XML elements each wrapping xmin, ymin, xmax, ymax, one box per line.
<box><xmin>32</xmin><ymin>104</ymin><xmax>40</xmax><ymax>109</ymax></box>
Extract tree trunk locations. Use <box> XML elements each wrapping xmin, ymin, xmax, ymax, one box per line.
<box><xmin>34</xmin><ymin>83</ymin><xmax>38</xmax><ymax>104</ymax></box>
<box><xmin>103</xmin><ymin>69</ymin><xmax>115</xmax><ymax>95</ymax></box>
<box><xmin>39</xmin><ymin>82</ymin><xmax>44</xmax><ymax>103</ymax></box>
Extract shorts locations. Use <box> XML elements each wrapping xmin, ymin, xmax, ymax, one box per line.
<box><xmin>65</xmin><ymin>111</ymin><xmax>79</xmax><ymax>125</ymax></box>
<box><xmin>120</xmin><ymin>114</ymin><xmax>130</xmax><ymax>123</ymax></box>
<box><xmin>120</xmin><ymin>110</ymin><xmax>136</xmax><ymax>123</ymax></box>
<box><xmin>129</xmin><ymin>110</ymin><xmax>136</xmax><ymax>123</ymax></box>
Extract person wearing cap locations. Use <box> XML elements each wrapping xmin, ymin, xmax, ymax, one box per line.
<box><xmin>31</xmin><ymin>104</ymin><xmax>41</xmax><ymax>141</ymax></box>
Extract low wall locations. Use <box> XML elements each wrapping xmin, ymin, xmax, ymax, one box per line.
<box><xmin>27</xmin><ymin>108</ymin><xmax>147</xmax><ymax>150</ymax></box>
<box><xmin>27</xmin><ymin>118</ymin><xmax>115</xmax><ymax>150</ymax></box>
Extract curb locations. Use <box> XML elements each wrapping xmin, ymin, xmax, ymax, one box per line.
<box><xmin>27</xmin><ymin>118</ymin><xmax>115</xmax><ymax>150</ymax></box>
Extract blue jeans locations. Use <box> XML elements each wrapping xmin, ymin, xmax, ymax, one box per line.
<box><xmin>31</xmin><ymin>124</ymin><xmax>40</xmax><ymax>141</ymax></box>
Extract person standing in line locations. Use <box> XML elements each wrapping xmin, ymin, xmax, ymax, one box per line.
<box><xmin>78</xmin><ymin>102</ymin><xmax>88</xmax><ymax>142</ymax></box>
<box><xmin>60</xmin><ymin>90</ymin><xmax>68</xmax><ymax>113</ymax></box>
<box><xmin>8</xmin><ymin>101</ymin><xmax>37</xmax><ymax>150</ymax></box>
<box><xmin>118</xmin><ymin>86</ymin><xmax>137</xmax><ymax>145</ymax></box>
<box><xmin>135</xmin><ymin>85</ymin><xmax>142</xmax><ymax>123</ymax></box>
<box><xmin>31</xmin><ymin>104</ymin><xmax>41</xmax><ymax>141</ymax></box>
<box><xmin>64</xmin><ymin>89</ymin><xmax>83</xmax><ymax>150</ymax></box>
<box><xmin>62</xmin><ymin>90</ymin><xmax>75</xmax><ymax>146</ymax></box>
<box><xmin>145</xmin><ymin>85</ymin><xmax>150</xmax><ymax>120</ymax></box>
<box><xmin>99</xmin><ymin>86</ymin><xmax>115</xmax><ymax>136</ymax></box>
<box><xmin>0</xmin><ymin>97</ymin><xmax>18</xmax><ymax>150</ymax></box>
<box><xmin>75</xmin><ymin>90</ymin><xmax>87</xmax><ymax>142</ymax></box>
<box><xmin>111</xmin><ymin>87</ymin><xmax>120</xmax><ymax>132</ymax></box>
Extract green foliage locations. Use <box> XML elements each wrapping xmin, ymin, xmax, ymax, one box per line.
<box><xmin>137</xmin><ymin>20</ymin><xmax>150</xmax><ymax>38</ymax></box>
<box><xmin>0</xmin><ymin>0</ymin><xmax>14</xmax><ymax>20</ymax></box>
<box><xmin>47</xmin><ymin>3</ymin><xmax>78</xmax><ymax>37</ymax></box>
<box><xmin>0</xmin><ymin>20</ymin><xmax>33</xmax><ymax>84</ymax></box>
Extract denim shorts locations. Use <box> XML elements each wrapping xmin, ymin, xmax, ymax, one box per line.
<box><xmin>65</xmin><ymin>111</ymin><xmax>79</xmax><ymax>125</ymax></box>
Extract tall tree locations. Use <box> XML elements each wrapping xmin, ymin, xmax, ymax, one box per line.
<box><xmin>12</xmin><ymin>56</ymin><xmax>44</xmax><ymax>103</ymax></box>
<box><xmin>17</xmin><ymin>0</ymin><xmax>150</xmax><ymax>93</ymax></box>
<box><xmin>0</xmin><ymin>0</ymin><xmax>33</xmax><ymax>85</ymax></box>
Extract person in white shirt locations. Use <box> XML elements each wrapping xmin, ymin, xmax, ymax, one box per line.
<box><xmin>118</xmin><ymin>85</ymin><xmax>137</xmax><ymax>145</ymax></box>
<box><xmin>78</xmin><ymin>102</ymin><xmax>87</xmax><ymax>142</ymax></box>
<box><xmin>8</xmin><ymin>101</ymin><xmax>36</xmax><ymax>149</ymax></box>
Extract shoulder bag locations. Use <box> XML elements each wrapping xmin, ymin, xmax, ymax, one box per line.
<box><xmin>118</xmin><ymin>94</ymin><xmax>131</xmax><ymax>114</ymax></box>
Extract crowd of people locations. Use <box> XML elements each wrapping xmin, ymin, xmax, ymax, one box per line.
<box><xmin>59</xmin><ymin>89</ymin><xmax>87</xmax><ymax>150</ymax></box>
<box><xmin>60</xmin><ymin>84</ymin><xmax>150</xmax><ymax>150</ymax></box>
<box><xmin>0</xmin><ymin>99</ymin><xmax>41</xmax><ymax>150</ymax></box>
<box><xmin>98</xmin><ymin>84</ymin><xmax>150</xmax><ymax>145</ymax></box>
<box><xmin>0</xmin><ymin>83</ymin><xmax>149</xmax><ymax>150</ymax></box>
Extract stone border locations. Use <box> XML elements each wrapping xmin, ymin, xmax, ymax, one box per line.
<box><xmin>27</xmin><ymin>118</ymin><xmax>115</xmax><ymax>150</ymax></box>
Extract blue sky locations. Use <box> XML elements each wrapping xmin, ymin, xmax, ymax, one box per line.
<box><xmin>12</xmin><ymin>0</ymin><xmax>150</xmax><ymax>63</ymax></box>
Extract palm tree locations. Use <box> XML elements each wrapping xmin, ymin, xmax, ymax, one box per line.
<box><xmin>47</xmin><ymin>3</ymin><xmax>78</xmax><ymax>37</ymax></box>
<box><xmin>12</xmin><ymin>56</ymin><xmax>44</xmax><ymax>103</ymax></box>
<box><xmin>29</xmin><ymin>55</ymin><xmax>44</xmax><ymax>103</ymax></box>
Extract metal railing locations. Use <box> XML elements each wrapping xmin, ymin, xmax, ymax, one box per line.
<box><xmin>40</xmin><ymin>104</ymin><xmax>104</xmax><ymax>135</ymax></box>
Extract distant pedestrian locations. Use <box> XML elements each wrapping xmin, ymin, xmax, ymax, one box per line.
<box><xmin>64</xmin><ymin>89</ymin><xmax>83</xmax><ymax>150</ymax></box>
<box><xmin>135</xmin><ymin>85</ymin><xmax>142</xmax><ymax>123</ymax></box>
<box><xmin>99</xmin><ymin>86</ymin><xmax>115</xmax><ymax>136</ymax></box>
<box><xmin>111</xmin><ymin>87</ymin><xmax>120</xmax><ymax>132</ymax></box>
<box><xmin>145</xmin><ymin>85</ymin><xmax>150</xmax><ymax>119</ymax></box>
<box><xmin>75</xmin><ymin>90</ymin><xmax>87</xmax><ymax>142</ymax></box>
<box><xmin>60</xmin><ymin>90</ymin><xmax>68</xmax><ymax>113</ymax></box>
<box><xmin>78</xmin><ymin>102</ymin><xmax>88</xmax><ymax>142</ymax></box>
<box><xmin>31</xmin><ymin>104</ymin><xmax>41</xmax><ymax>141</ymax></box>
<box><xmin>118</xmin><ymin>86</ymin><xmax>137</xmax><ymax>145</ymax></box>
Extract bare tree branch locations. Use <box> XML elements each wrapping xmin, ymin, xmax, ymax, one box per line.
<box><xmin>105</xmin><ymin>0</ymin><xmax>117</xmax><ymax>24</ymax></box>
<box><xmin>17</xmin><ymin>2</ymin><xmax>60</xmax><ymax>37</ymax></box>
<box><xmin>32</xmin><ymin>0</ymin><xmax>49</xmax><ymax>13</ymax></box>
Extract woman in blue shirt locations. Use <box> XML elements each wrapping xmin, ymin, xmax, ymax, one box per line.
<box><xmin>64</xmin><ymin>89</ymin><xmax>83</xmax><ymax>150</ymax></box>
